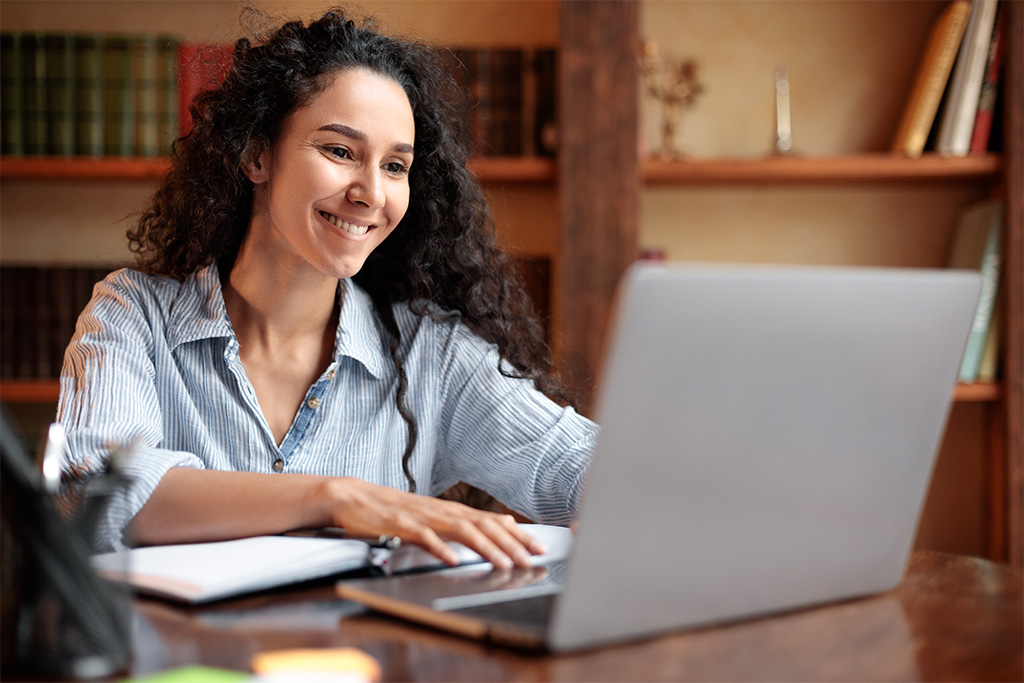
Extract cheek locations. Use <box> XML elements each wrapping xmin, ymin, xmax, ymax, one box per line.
<box><xmin>388</xmin><ymin>187</ymin><xmax>411</xmax><ymax>225</ymax></box>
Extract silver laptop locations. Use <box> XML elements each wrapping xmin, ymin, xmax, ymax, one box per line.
<box><xmin>336</xmin><ymin>263</ymin><xmax>981</xmax><ymax>652</ymax></box>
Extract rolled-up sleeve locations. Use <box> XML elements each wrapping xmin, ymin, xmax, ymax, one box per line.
<box><xmin>435</xmin><ymin>326</ymin><xmax>598</xmax><ymax>526</ymax></box>
<box><xmin>58</xmin><ymin>275</ymin><xmax>205</xmax><ymax>552</ymax></box>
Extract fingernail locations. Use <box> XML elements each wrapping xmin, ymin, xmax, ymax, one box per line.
<box><xmin>514</xmin><ymin>549</ymin><xmax>532</xmax><ymax>566</ymax></box>
<box><xmin>493</xmin><ymin>554</ymin><xmax>512</xmax><ymax>570</ymax></box>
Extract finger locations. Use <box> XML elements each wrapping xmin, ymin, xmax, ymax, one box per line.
<box><xmin>507</xmin><ymin>519</ymin><xmax>548</xmax><ymax>555</ymax></box>
<box><xmin>401</xmin><ymin>524</ymin><xmax>461</xmax><ymax>566</ymax></box>
<box><xmin>444</xmin><ymin>518</ymin><xmax>514</xmax><ymax>570</ymax></box>
<box><xmin>473</xmin><ymin>515</ymin><xmax>541</xmax><ymax>568</ymax></box>
<box><xmin>487</xmin><ymin>513</ymin><xmax>548</xmax><ymax>559</ymax></box>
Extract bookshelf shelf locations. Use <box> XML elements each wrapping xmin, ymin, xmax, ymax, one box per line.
<box><xmin>642</xmin><ymin>153</ymin><xmax>1003</xmax><ymax>185</ymax></box>
<box><xmin>0</xmin><ymin>156</ymin><xmax>557</xmax><ymax>183</ymax></box>
<box><xmin>0</xmin><ymin>156</ymin><xmax>171</xmax><ymax>180</ymax></box>
<box><xmin>0</xmin><ymin>379</ymin><xmax>1001</xmax><ymax>405</ymax></box>
<box><xmin>1</xmin><ymin>380</ymin><xmax>61</xmax><ymax>403</ymax></box>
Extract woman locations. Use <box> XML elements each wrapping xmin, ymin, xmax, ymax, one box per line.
<box><xmin>57</xmin><ymin>10</ymin><xmax>597</xmax><ymax>567</ymax></box>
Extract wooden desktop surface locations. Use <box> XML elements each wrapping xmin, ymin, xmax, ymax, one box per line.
<box><xmin>130</xmin><ymin>550</ymin><xmax>1022</xmax><ymax>681</ymax></box>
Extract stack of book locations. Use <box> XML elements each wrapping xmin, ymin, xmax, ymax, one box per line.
<box><xmin>1</xmin><ymin>32</ymin><xmax>180</xmax><ymax>158</ymax></box>
<box><xmin>891</xmin><ymin>0</ymin><xmax>1004</xmax><ymax>158</ymax></box>
<box><xmin>0</xmin><ymin>266</ymin><xmax>118</xmax><ymax>380</ymax></box>
<box><xmin>438</xmin><ymin>47</ymin><xmax>558</xmax><ymax>158</ymax></box>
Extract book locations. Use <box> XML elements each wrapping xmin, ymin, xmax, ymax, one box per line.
<box><xmin>976</xmin><ymin>287</ymin><xmax>1002</xmax><ymax>382</ymax></box>
<box><xmin>439</xmin><ymin>47</ymin><xmax>557</xmax><ymax>158</ymax></box>
<box><xmin>0</xmin><ymin>265</ymin><xmax>114</xmax><ymax>380</ymax></box>
<box><xmin>21</xmin><ymin>32</ymin><xmax>48</xmax><ymax>156</ymax></box>
<box><xmin>532</xmin><ymin>48</ymin><xmax>558</xmax><ymax>157</ymax></box>
<box><xmin>157</xmin><ymin>35</ymin><xmax>179</xmax><ymax>156</ymax></box>
<box><xmin>133</xmin><ymin>35</ymin><xmax>160</xmax><ymax>157</ymax></box>
<box><xmin>935</xmin><ymin>0</ymin><xmax>999</xmax><ymax>156</ymax></box>
<box><xmin>969</xmin><ymin>6</ymin><xmax>1004</xmax><ymax>153</ymax></box>
<box><xmin>1</xmin><ymin>33</ymin><xmax>24</xmax><ymax>156</ymax></box>
<box><xmin>91</xmin><ymin>524</ymin><xmax>572</xmax><ymax>604</ymax></box>
<box><xmin>44</xmin><ymin>33</ymin><xmax>76</xmax><ymax>156</ymax></box>
<box><xmin>74</xmin><ymin>34</ymin><xmax>104</xmax><ymax>157</ymax></box>
<box><xmin>945</xmin><ymin>197</ymin><xmax>1002</xmax><ymax>383</ymax></box>
<box><xmin>102</xmin><ymin>35</ymin><xmax>134</xmax><ymax>157</ymax></box>
<box><xmin>892</xmin><ymin>0</ymin><xmax>971</xmax><ymax>158</ymax></box>
<box><xmin>177</xmin><ymin>42</ymin><xmax>233</xmax><ymax>136</ymax></box>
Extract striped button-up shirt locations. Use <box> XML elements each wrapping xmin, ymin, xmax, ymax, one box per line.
<box><xmin>58</xmin><ymin>263</ymin><xmax>598</xmax><ymax>551</ymax></box>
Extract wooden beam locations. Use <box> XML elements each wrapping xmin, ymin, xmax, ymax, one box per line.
<box><xmin>1001</xmin><ymin>0</ymin><xmax>1023</xmax><ymax>568</ymax></box>
<box><xmin>557</xmin><ymin>0</ymin><xmax>640</xmax><ymax>414</ymax></box>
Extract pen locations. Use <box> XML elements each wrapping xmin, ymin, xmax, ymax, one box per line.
<box><xmin>288</xmin><ymin>528</ymin><xmax>403</xmax><ymax>549</ymax></box>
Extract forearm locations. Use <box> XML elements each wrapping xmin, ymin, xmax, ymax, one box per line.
<box><xmin>130</xmin><ymin>467</ymin><xmax>334</xmax><ymax>546</ymax></box>
<box><xmin>130</xmin><ymin>467</ymin><xmax>545</xmax><ymax>569</ymax></box>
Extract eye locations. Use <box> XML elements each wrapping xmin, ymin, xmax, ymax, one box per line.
<box><xmin>383</xmin><ymin>160</ymin><xmax>410</xmax><ymax>177</ymax></box>
<box><xmin>321</xmin><ymin>145</ymin><xmax>352</xmax><ymax>161</ymax></box>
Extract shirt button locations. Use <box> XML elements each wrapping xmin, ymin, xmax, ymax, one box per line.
<box><xmin>307</xmin><ymin>397</ymin><xmax>321</xmax><ymax>409</ymax></box>
<box><xmin>272</xmin><ymin>459</ymin><xmax>284</xmax><ymax>472</ymax></box>
<box><xmin>326</xmin><ymin>369</ymin><xmax>336</xmax><ymax>380</ymax></box>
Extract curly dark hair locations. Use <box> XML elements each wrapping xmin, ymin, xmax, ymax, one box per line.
<box><xmin>128</xmin><ymin>8</ymin><xmax>568</xmax><ymax>493</ymax></box>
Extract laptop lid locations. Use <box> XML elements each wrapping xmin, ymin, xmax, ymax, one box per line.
<box><xmin>547</xmin><ymin>263</ymin><xmax>980</xmax><ymax>650</ymax></box>
<box><xmin>337</xmin><ymin>263</ymin><xmax>980</xmax><ymax>652</ymax></box>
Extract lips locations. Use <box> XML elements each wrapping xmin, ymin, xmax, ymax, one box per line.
<box><xmin>318</xmin><ymin>210</ymin><xmax>371</xmax><ymax>236</ymax></box>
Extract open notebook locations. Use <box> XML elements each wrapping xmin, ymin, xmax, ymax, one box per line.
<box><xmin>92</xmin><ymin>524</ymin><xmax>574</xmax><ymax>604</ymax></box>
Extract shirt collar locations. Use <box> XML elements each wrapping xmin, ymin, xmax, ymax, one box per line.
<box><xmin>166</xmin><ymin>262</ymin><xmax>389</xmax><ymax>379</ymax></box>
<box><xmin>166</xmin><ymin>262</ymin><xmax>234</xmax><ymax>350</ymax></box>
<box><xmin>335</xmin><ymin>279</ymin><xmax>388</xmax><ymax>379</ymax></box>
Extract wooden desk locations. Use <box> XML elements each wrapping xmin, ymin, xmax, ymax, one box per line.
<box><xmin>129</xmin><ymin>551</ymin><xmax>1022</xmax><ymax>681</ymax></box>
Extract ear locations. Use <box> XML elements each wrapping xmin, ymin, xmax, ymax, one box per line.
<box><xmin>241</xmin><ymin>141</ymin><xmax>269</xmax><ymax>183</ymax></box>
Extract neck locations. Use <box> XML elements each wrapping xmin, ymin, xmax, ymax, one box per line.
<box><xmin>222</xmin><ymin>247</ymin><xmax>339</xmax><ymax>349</ymax></box>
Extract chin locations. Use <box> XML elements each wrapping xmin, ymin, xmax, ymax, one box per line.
<box><xmin>322</xmin><ymin>255</ymin><xmax>372</xmax><ymax>281</ymax></box>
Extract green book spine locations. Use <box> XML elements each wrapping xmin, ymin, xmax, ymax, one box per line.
<box><xmin>75</xmin><ymin>34</ymin><xmax>104</xmax><ymax>157</ymax></box>
<box><xmin>102</xmin><ymin>35</ymin><xmax>133</xmax><ymax>156</ymax></box>
<box><xmin>45</xmin><ymin>33</ymin><xmax>76</xmax><ymax>156</ymax></box>
<box><xmin>959</xmin><ymin>208</ymin><xmax>1002</xmax><ymax>383</ymax></box>
<box><xmin>157</xmin><ymin>35</ymin><xmax>179</xmax><ymax>156</ymax></box>
<box><xmin>133</xmin><ymin>34</ymin><xmax>159</xmax><ymax>156</ymax></box>
<box><xmin>1</xmin><ymin>32</ymin><xmax>24</xmax><ymax>156</ymax></box>
<box><xmin>21</xmin><ymin>32</ymin><xmax>47</xmax><ymax>156</ymax></box>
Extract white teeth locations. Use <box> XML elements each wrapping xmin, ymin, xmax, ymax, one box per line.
<box><xmin>319</xmin><ymin>210</ymin><xmax>369</xmax><ymax>236</ymax></box>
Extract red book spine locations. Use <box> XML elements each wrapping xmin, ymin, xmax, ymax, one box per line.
<box><xmin>177</xmin><ymin>42</ymin><xmax>233</xmax><ymax>136</ymax></box>
<box><xmin>969</xmin><ymin>10</ymin><xmax>1004</xmax><ymax>153</ymax></box>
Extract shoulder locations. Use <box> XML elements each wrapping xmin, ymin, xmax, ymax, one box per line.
<box><xmin>85</xmin><ymin>264</ymin><xmax>224</xmax><ymax>338</ymax></box>
<box><xmin>393</xmin><ymin>297</ymin><xmax>488</xmax><ymax>357</ymax></box>
<box><xmin>87</xmin><ymin>267</ymin><xmax>181</xmax><ymax>316</ymax></box>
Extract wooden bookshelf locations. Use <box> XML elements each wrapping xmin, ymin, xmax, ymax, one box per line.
<box><xmin>643</xmin><ymin>153</ymin><xmax>1002</xmax><ymax>185</ymax></box>
<box><xmin>0</xmin><ymin>156</ymin><xmax>171</xmax><ymax>180</ymax></box>
<box><xmin>0</xmin><ymin>156</ymin><xmax>556</xmax><ymax>183</ymax></box>
<box><xmin>0</xmin><ymin>380</ymin><xmax>61</xmax><ymax>403</ymax></box>
<box><xmin>560</xmin><ymin>1</ymin><xmax>1022</xmax><ymax>567</ymax></box>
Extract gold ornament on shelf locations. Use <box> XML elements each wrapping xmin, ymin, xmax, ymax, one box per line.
<box><xmin>640</xmin><ymin>41</ymin><xmax>706</xmax><ymax>160</ymax></box>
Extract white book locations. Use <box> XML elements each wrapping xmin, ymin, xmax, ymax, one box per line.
<box><xmin>92</xmin><ymin>524</ymin><xmax>573</xmax><ymax>604</ymax></box>
<box><xmin>936</xmin><ymin>0</ymin><xmax>999</xmax><ymax>156</ymax></box>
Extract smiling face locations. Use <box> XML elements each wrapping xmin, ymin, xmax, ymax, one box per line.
<box><xmin>244</xmin><ymin>67</ymin><xmax>416</xmax><ymax>281</ymax></box>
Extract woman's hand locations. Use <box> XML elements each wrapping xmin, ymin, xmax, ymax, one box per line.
<box><xmin>319</xmin><ymin>478</ymin><xmax>547</xmax><ymax>569</ymax></box>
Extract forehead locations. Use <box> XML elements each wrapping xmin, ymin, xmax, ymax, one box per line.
<box><xmin>287</xmin><ymin>67</ymin><xmax>415</xmax><ymax>142</ymax></box>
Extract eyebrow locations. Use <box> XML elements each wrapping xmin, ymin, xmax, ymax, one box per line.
<box><xmin>317</xmin><ymin>123</ymin><xmax>414</xmax><ymax>155</ymax></box>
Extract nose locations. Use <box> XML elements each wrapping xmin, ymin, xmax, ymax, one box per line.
<box><xmin>347</xmin><ymin>164</ymin><xmax>385</xmax><ymax>210</ymax></box>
